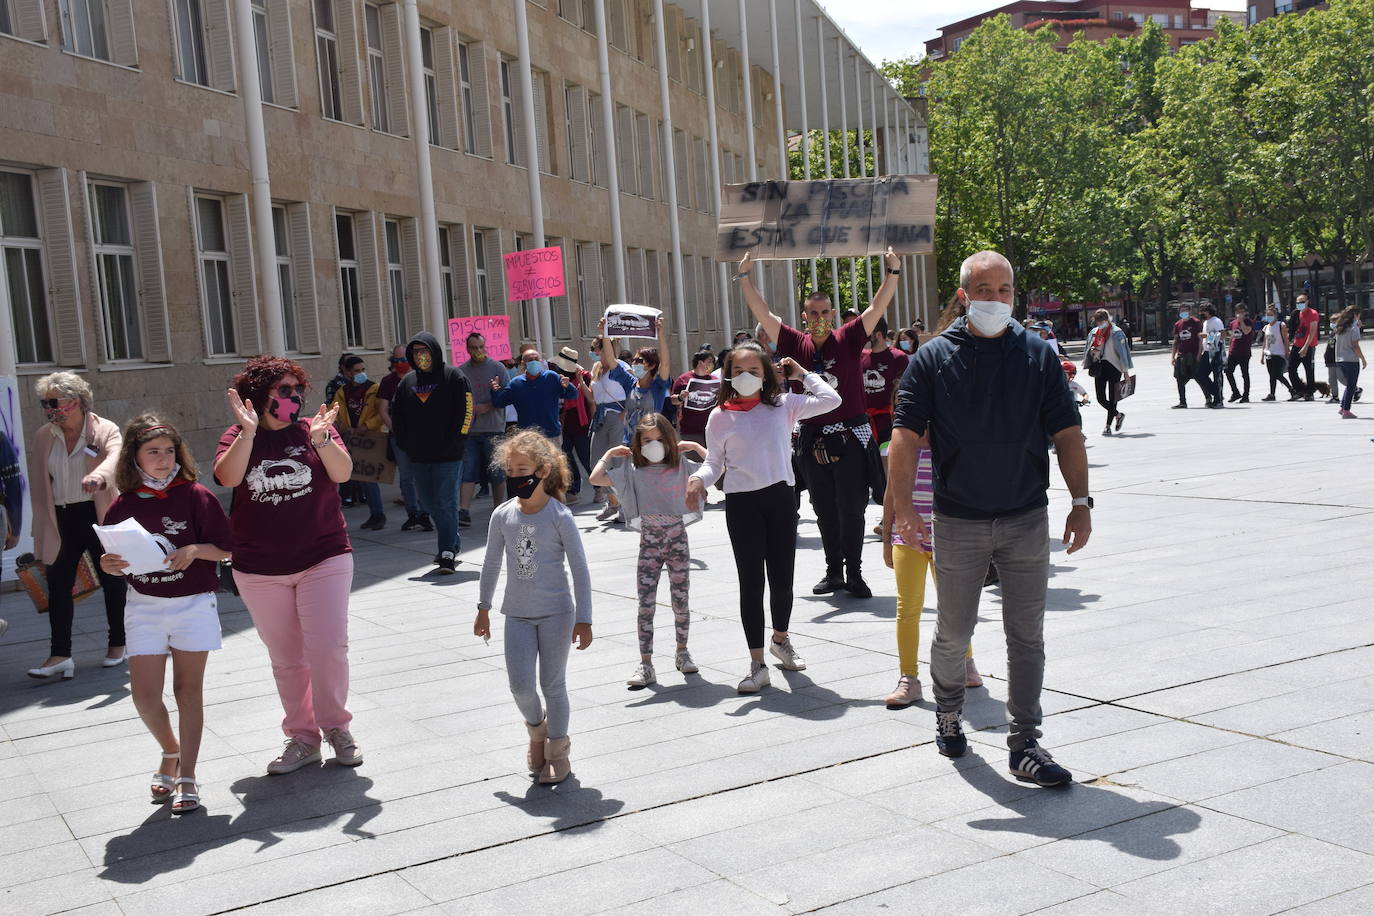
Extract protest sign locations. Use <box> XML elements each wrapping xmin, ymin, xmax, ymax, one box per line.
<box><xmin>603</xmin><ymin>304</ymin><xmax>661</xmax><ymax>339</ymax></box>
<box><xmin>681</xmin><ymin>377</ymin><xmax>721</xmax><ymax>413</ymax></box>
<box><xmin>715</xmin><ymin>175</ymin><xmax>937</xmax><ymax>261</ymax></box>
<box><xmin>448</xmin><ymin>315</ymin><xmax>512</xmax><ymax>365</ymax></box>
<box><xmin>503</xmin><ymin>246</ymin><xmax>565</xmax><ymax>301</ymax></box>
<box><xmin>343</xmin><ymin>429</ymin><xmax>396</xmax><ymax>484</ymax></box>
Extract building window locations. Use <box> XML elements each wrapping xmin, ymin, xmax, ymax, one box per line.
<box><xmin>251</xmin><ymin>0</ymin><xmax>273</xmax><ymax>101</ymax></box>
<box><xmin>365</xmin><ymin>3</ymin><xmax>391</xmax><ymax>132</ymax></box>
<box><xmin>251</xmin><ymin>0</ymin><xmax>298</xmax><ymax>107</ymax></box>
<box><xmin>60</xmin><ymin>0</ymin><xmax>108</xmax><ymax>60</ymax></box>
<box><xmin>336</xmin><ymin>212</ymin><xmax>363</xmax><ymax>348</ymax></box>
<box><xmin>473</xmin><ymin>228</ymin><xmax>490</xmax><ymax>309</ymax></box>
<box><xmin>314</xmin><ymin>0</ymin><xmax>343</xmax><ymax>120</ymax></box>
<box><xmin>194</xmin><ymin>195</ymin><xmax>236</xmax><ymax>355</ymax></box>
<box><xmin>458</xmin><ymin>41</ymin><xmax>477</xmax><ymax>153</ymax></box>
<box><xmin>420</xmin><ymin>26</ymin><xmax>440</xmax><ymax>142</ymax></box>
<box><xmin>173</xmin><ymin>0</ymin><xmax>209</xmax><ymax>86</ymax></box>
<box><xmin>0</xmin><ymin>170</ymin><xmax>52</xmax><ymax>364</ymax></box>
<box><xmin>88</xmin><ymin>182</ymin><xmax>142</xmax><ymax>360</ymax></box>
<box><xmin>272</xmin><ymin>205</ymin><xmax>298</xmax><ymax>352</ymax></box>
<box><xmin>500</xmin><ymin>58</ymin><xmax>520</xmax><ymax>166</ymax></box>
<box><xmin>437</xmin><ymin>225</ymin><xmax>454</xmax><ymax>320</ymax></box>
<box><xmin>384</xmin><ymin>218</ymin><xmax>405</xmax><ymax>342</ymax></box>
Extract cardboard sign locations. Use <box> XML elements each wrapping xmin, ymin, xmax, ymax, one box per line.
<box><xmin>715</xmin><ymin>175</ymin><xmax>938</xmax><ymax>261</ymax></box>
<box><xmin>681</xmin><ymin>377</ymin><xmax>721</xmax><ymax>413</ymax></box>
<box><xmin>448</xmin><ymin>315</ymin><xmax>512</xmax><ymax>365</ymax></box>
<box><xmin>604</xmin><ymin>304</ymin><xmax>661</xmax><ymax>339</ymax></box>
<box><xmin>503</xmin><ymin>246</ymin><xmax>565</xmax><ymax>301</ymax></box>
<box><xmin>343</xmin><ymin>429</ymin><xmax>396</xmax><ymax>485</ymax></box>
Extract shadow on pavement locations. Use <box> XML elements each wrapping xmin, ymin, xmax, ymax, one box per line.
<box><xmin>494</xmin><ymin>776</ymin><xmax>625</xmax><ymax>832</ymax></box>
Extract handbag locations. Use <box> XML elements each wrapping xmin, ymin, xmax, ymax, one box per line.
<box><xmin>1115</xmin><ymin>374</ymin><xmax>1137</xmax><ymax>401</ymax></box>
<box><xmin>16</xmin><ymin>552</ymin><xmax>102</xmax><ymax>614</ymax></box>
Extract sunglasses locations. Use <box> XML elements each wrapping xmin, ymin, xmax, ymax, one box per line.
<box><xmin>274</xmin><ymin>384</ymin><xmax>306</xmax><ymax>398</ymax></box>
<box><xmin>40</xmin><ymin>398</ymin><xmax>75</xmax><ymax>410</ymax></box>
<box><xmin>389</xmin><ymin>357</ymin><xmax>409</xmax><ymax>364</ymax></box>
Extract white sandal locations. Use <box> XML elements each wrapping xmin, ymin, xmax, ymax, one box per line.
<box><xmin>171</xmin><ymin>777</ymin><xmax>200</xmax><ymax>814</ymax></box>
<box><xmin>151</xmin><ymin>752</ymin><xmax>179</xmax><ymax>802</ymax></box>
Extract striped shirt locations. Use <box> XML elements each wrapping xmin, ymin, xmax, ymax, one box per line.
<box><xmin>892</xmin><ymin>447</ymin><xmax>934</xmax><ymax>552</ymax></box>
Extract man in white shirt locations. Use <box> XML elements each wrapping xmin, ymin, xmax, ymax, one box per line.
<box><xmin>1199</xmin><ymin>304</ymin><xmax>1227</xmax><ymax>409</ymax></box>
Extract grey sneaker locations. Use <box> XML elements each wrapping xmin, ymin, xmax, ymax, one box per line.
<box><xmin>736</xmin><ymin>661</ymin><xmax>771</xmax><ymax>694</ymax></box>
<box><xmin>324</xmin><ymin>728</ymin><xmax>363</xmax><ymax>766</ymax></box>
<box><xmin>674</xmin><ymin>649</ymin><xmax>699</xmax><ymax>674</ymax></box>
<box><xmin>769</xmin><ymin>637</ymin><xmax>806</xmax><ymax>671</ymax></box>
<box><xmin>626</xmin><ymin>662</ymin><xmax>656</xmax><ymax>688</ymax></box>
<box><xmin>266</xmin><ymin>738</ymin><xmax>322</xmax><ymax>774</ymax></box>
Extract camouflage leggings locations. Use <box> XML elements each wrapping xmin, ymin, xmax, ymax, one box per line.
<box><xmin>637</xmin><ymin>516</ymin><xmax>690</xmax><ymax>655</ymax></box>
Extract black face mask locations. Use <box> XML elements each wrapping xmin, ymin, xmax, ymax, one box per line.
<box><xmin>507</xmin><ymin>473</ymin><xmax>542</xmax><ymax>499</ymax></box>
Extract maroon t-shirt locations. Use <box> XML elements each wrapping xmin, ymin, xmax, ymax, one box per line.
<box><xmin>774</xmin><ymin>317</ymin><xmax>868</xmax><ymax>425</ymax></box>
<box><xmin>376</xmin><ymin>371</ymin><xmax>404</xmax><ymax>403</ymax></box>
<box><xmin>1173</xmin><ymin>317</ymin><xmax>1203</xmax><ymax>355</ymax></box>
<box><xmin>214</xmin><ymin>420</ymin><xmax>351</xmax><ymax>576</ymax></box>
<box><xmin>860</xmin><ymin>346</ymin><xmax>909</xmax><ymax>411</ymax></box>
<box><xmin>671</xmin><ymin>371</ymin><xmax>722</xmax><ymax>437</ymax></box>
<box><xmin>103</xmin><ymin>482</ymin><xmax>233</xmax><ymax>598</ymax></box>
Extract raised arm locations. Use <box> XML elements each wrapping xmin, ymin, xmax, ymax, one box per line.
<box><xmin>656</xmin><ymin>312</ymin><xmax>672</xmax><ymax>380</ymax></box>
<box><xmin>736</xmin><ymin>250</ymin><xmax>782</xmax><ymax>342</ymax></box>
<box><xmin>597</xmin><ymin>318</ymin><xmax>616</xmax><ymax>372</ymax></box>
<box><xmin>860</xmin><ymin>247</ymin><xmax>901</xmax><ymax>337</ymax></box>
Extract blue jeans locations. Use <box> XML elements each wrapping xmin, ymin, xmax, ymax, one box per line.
<box><xmin>362</xmin><ymin>481</ymin><xmax>384</xmax><ymax>517</ymax></box>
<box><xmin>1339</xmin><ymin>361</ymin><xmax>1360</xmax><ymax>411</ymax></box>
<box><xmin>392</xmin><ymin>444</ymin><xmax>424</xmax><ymax>515</ymax></box>
<box><xmin>462</xmin><ymin>433</ymin><xmax>505</xmax><ymax>484</ymax></box>
<box><xmin>411</xmin><ymin>460</ymin><xmax>463</xmax><ymax>556</ymax></box>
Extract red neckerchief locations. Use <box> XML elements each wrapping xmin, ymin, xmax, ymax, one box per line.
<box><xmin>135</xmin><ymin>476</ymin><xmax>191</xmax><ymax>500</ymax></box>
<box><xmin>721</xmin><ymin>396</ymin><xmax>762</xmax><ymax>412</ymax></box>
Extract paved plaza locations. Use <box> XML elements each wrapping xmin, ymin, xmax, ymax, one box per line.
<box><xmin>2</xmin><ymin>348</ymin><xmax>1373</xmax><ymax>915</ymax></box>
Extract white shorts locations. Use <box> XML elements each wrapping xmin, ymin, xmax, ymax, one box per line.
<box><xmin>124</xmin><ymin>590</ymin><xmax>223</xmax><ymax>656</ymax></box>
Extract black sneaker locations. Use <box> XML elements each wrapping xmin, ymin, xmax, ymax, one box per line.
<box><xmin>1355</xmin><ymin>388</ymin><xmax>1363</xmax><ymax>402</ymax></box>
<box><xmin>1239</xmin><ymin>396</ymin><xmax>1249</xmax><ymax>403</ymax></box>
<box><xmin>1114</xmin><ymin>411</ymin><xmax>1125</xmax><ymax>431</ymax></box>
<box><xmin>359</xmin><ymin>514</ymin><xmax>385</xmax><ymax>530</ymax></box>
<box><xmin>436</xmin><ymin>551</ymin><xmax>457</xmax><ymax>575</ymax></box>
<box><xmin>1209</xmin><ymin>401</ymin><xmax>1225</xmax><ymax>409</ymax></box>
<box><xmin>1227</xmin><ymin>392</ymin><xmax>1241</xmax><ymax>403</ymax></box>
<box><xmin>1009</xmin><ymin>741</ymin><xmax>1072</xmax><ymax>787</ymax></box>
<box><xmin>1262</xmin><ymin>394</ymin><xmax>1276</xmax><ymax>401</ymax></box>
<box><xmin>845</xmin><ymin>576</ymin><xmax>872</xmax><ymax>599</ymax></box>
<box><xmin>418</xmin><ymin>513</ymin><xmax>434</xmax><ymax>532</ymax></box>
<box><xmin>401</xmin><ymin>514</ymin><xmax>421</xmax><ymax>531</ymax></box>
<box><xmin>458</xmin><ymin>509</ymin><xmax>472</xmax><ymax>528</ymax></box>
<box><xmin>936</xmin><ymin>710</ymin><xmax>967</xmax><ymax>758</ymax></box>
<box><xmin>812</xmin><ymin>572</ymin><xmax>845</xmax><ymax>595</ymax></box>
<box><xmin>1171</xmin><ymin>402</ymin><xmax>1187</xmax><ymax>409</ymax></box>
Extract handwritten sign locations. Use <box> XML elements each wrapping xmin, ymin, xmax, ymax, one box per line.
<box><xmin>604</xmin><ymin>304</ymin><xmax>661</xmax><ymax>339</ymax></box>
<box><xmin>448</xmin><ymin>315</ymin><xmax>512</xmax><ymax>365</ymax></box>
<box><xmin>503</xmin><ymin>246</ymin><xmax>565</xmax><ymax>302</ymax></box>
<box><xmin>715</xmin><ymin>175</ymin><xmax>937</xmax><ymax>261</ymax></box>
<box><xmin>342</xmin><ymin>429</ymin><xmax>395</xmax><ymax>485</ymax></box>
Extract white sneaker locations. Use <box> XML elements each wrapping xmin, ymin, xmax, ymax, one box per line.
<box><xmin>626</xmin><ymin>662</ymin><xmax>656</xmax><ymax>688</ymax></box>
<box><xmin>769</xmin><ymin>637</ymin><xmax>806</xmax><ymax>671</ymax></box>
<box><xmin>736</xmin><ymin>661</ymin><xmax>771</xmax><ymax>694</ymax></box>
<box><xmin>674</xmin><ymin>649</ymin><xmax>698</xmax><ymax>674</ymax></box>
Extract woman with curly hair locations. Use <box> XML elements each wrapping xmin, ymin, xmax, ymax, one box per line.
<box><xmin>213</xmin><ymin>356</ymin><xmax>363</xmax><ymax>775</ymax></box>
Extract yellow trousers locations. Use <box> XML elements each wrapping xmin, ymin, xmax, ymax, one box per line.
<box><xmin>893</xmin><ymin>544</ymin><xmax>971</xmax><ymax>676</ymax></box>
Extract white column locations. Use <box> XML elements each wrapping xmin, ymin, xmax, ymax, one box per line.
<box><xmin>794</xmin><ymin>0</ymin><xmax>814</xmax><ymax>291</ymax></box>
<box><xmin>882</xmin><ymin>91</ymin><xmax>900</xmax><ymax>327</ymax></box>
<box><xmin>767</xmin><ymin>0</ymin><xmax>792</xmax><ymax>309</ymax></box>
<box><xmin>855</xmin><ymin>56</ymin><xmax>872</xmax><ymax>303</ymax></box>
<box><xmin>816</xmin><ymin>19</ymin><xmax>836</xmax><ymax>296</ymax></box>
<box><xmin>402</xmin><ymin>0</ymin><xmax>444</xmax><ymax>335</ymax></box>
<box><xmin>738</xmin><ymin>0</ymin><xmax>760</xmax><ymax>300</ymax></box>
<box><xmin>513</xmin><ymin>0</ymin><xmax>553</xmax><ymax>354</ymax></box>
<box><xmin>651</xmin><ymin>0</ymin><xmax>688</xmax><ymax>369</ymax></box>
<box><xmin>699</xmin><ymin>0</ymin><xmax>731</xmax><ymax>342</ymax></box>
<box><xmin>592</xmin><ymin>0</ymin><xmax>627</xmax><ymax>301</ymax></box>
<box><xmin>232</xmin><ymin>0</ymin><xmax>284</xmax><ymax>353</ymax></box>
<box><xmin>837</xmin><ymin>42</ymin><xmax>855</xmax><ymax>307</ymax></box>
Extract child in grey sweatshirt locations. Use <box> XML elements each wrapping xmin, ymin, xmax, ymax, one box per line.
<box><xmin>475</xmin><ymin>431</ymin><xmax>592</xmax><ymax>785</ymax></box>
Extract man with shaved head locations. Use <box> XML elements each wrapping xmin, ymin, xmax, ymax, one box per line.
<box><xmin>888</xmin><ymin>250</ymin><xmax>1092</xmax><ymax>789</ymax></box>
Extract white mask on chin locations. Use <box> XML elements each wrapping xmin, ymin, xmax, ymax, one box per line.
<box><xmin>966</xmin><ymin>299</ymin><xmax>1014</xmax><ymax>336</ymax></box>
<box><xmin>640</xmin><ymin>439</ymin><xmax>667</xmax><ymax>464</ymax></box>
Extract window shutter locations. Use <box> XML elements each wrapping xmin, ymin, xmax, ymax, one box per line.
<box><xmin>381</xmin><ymin>2</ymin><xmax>408</xmax><ymax>136</ymax></box>
<box><xmin>130</xmin><ymin>183</ymin><xmax>170</xmax><ymax>361</ymax></box>
<box><xmin>482</xmin><ymin>230</ymin><xmax>505</xmax><ymax>310</ymax></box>
<box><xmin>106</xmin><ymin>0</ymin><xmax>138</xmax><ymax>66</ymax></box>
<box><xmin>609</xmin><ymin>0</ymin><xmax>627</xmax><ymax>50</ymax></box>
<box><xmin>14</xmin><ymin>0</ymin><xmax>47</xmax><ymax>42</ymax></box>
<box><xmin>589</xmin><ymin>92</ymin><xmax>607</xmax><ymax>188</ymax></box>
<box><xmin>673</xmin><ymin>128</ymin><xmax>689</xmax><ymax>207</ymax></box>
<box><xmin>616</xmin><ymin>107</ymin><xmax>636</xmax><ymax>195</ymax></box>
<box><xmin>552</xmin><ymin>237</ymin><xmax>572</xmax><ymax>341</ymax></box>
<box><xmin>206</xmin><ymin>0</ymin><xmax>236</xmax><ymax>91</ymax></box>
<box><xmin>626</xmin><ymin>248</ymin><xmax>643</xmax><ymax>304</ymax></box>
<box><xmin>37</xmin><ymin>168</ymin><xmax>85</xmax><ymax>366</ymax></box>
<box><xmin>289</xmin><ymin>203</ymin><xmax>320</xmax><ymax>352</ymax></box>
<box><xmin>447</xmin><ymin>223</ymin><xmax>471</xmax><ymax>317</ymax></box>
<box><xmin>509</xmin><ymin>64</ymin><xmax>527</xmax><ymax>168</ymax></box>
<box><xmin>468</xmin><ymin>42</ymin><xmax>493</xmax><ymax>158</ymax></box>
<box><xmin>400</xmin><ymin>218</ymin><xmax>423</xmax><ymax>338</ymax></box>
<box><xmin>224</xmin><ymin>194</ymin><xmax>261</xmax><ymax>354</ymax></box>
<box><xmin>635</xmin><ymin>113</ymin><xmax>654</xmax><ymax>199</ymax></box>
<box><xmin>335</xmin><ymin>0</ymin><xmax>365</xmax><ymax>125</ymax></box>
<box><xmin>665</xmin><ymin>6</ymin><xmax>681</xmax><ymax>82</ymax></box>
<box><xmin>577</xmin><ymin>241</ymin><xmax>601</xmax><ymax>334</ymax></box>
<box><xmin>532</xmin><ymin>70</ymin><xmax>550</xmax><ymax>174</ymax></box>
<box><xmin>432</xmin><ymin>27</ymin><xmax>460</xmax><ymax>148</ymax></box>
<box><xmin>267</xmin><ymin>1</ymin><xmax>297</xmax><ymax>107</ymax></box>
<box><xmin>355</xmin><ymin>212</ymin><xmax>385</xmax><ymax>348</ymax></box>
<box><xmin>567</xmin><ymin>85</ymin><xmax>588</xmax><ymax>182</ymax></box>
<box><xmin>684</xmin><ymin>253</ymin><xmax>699</xmax><ymax>333</ymax></box>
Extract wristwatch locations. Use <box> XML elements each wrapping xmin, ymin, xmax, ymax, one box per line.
<box><xmin>886</xmin><ymin>268</ymin><xmax>901</xmax><ymax>275</ymax></box>
<box><xmin>1071</xmin><ymin>496</ymin><xmax>1094</xmax><ymax>509</ymax></box>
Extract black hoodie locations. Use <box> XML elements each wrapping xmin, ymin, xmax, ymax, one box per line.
<box><xmin>391</xmin><ymin>332</ymin><xmax>474</xmax><ymax>464</ymax></box>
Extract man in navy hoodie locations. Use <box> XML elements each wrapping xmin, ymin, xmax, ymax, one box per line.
<box><xmin>888</xmin><ymin>250</ymin><xmax>1091</xmax><ymax>788</ymax></box>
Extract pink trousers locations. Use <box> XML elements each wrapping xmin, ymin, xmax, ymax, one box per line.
<box><xmin>234</xmin><ymin>552</ymin><xmax>354</xmax><ymax>745</ymax></box>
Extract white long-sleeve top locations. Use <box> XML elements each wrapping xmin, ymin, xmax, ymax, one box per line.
<box><xmin>691</xmin><ymin>372</ymin><xmax>841</xmax><ymax>493</ymax></box>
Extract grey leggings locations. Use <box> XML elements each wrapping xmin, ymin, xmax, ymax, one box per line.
<box><xmin>504</xmin><ymin>612</ymin><xmax>576</xmax><ymax>739</ymax></box>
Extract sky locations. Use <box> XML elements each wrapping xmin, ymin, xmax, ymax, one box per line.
<box><xmin>824</xmin><ymin>0</ymin><xmax>1248</xmax><ymax>66</ymax></box>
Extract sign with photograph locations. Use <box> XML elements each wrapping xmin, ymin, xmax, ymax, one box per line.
<box><xmin>503</xmin><ymin>246</ymin><xmax>566</xmax><ymax>301</ymax></box>
<box><xmin>603</xmin><ymin>304</ymin><xmax>662</xmax><ymax>339</ymax></box>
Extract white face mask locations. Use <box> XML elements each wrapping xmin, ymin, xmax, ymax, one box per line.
<box><xmin>640</xmin><ymin>439</ymin><xmax>667</xmax><ymax>464</ymax></box>
<box><xmin>966</xmin><ymin>299</ymin><xmax>1013</xmax><ymax>336</ymax></box>
<box><xmin>730</xmin><ymin>371</ymin><xmax>763</xmax><ymax>397</ymax></box>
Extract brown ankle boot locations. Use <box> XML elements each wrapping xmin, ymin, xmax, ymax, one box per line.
<box><xmin>526</xmin><ymin>720</ymin><xmax>548</xmax><ymax>774</ymax></box>
<box><xmin>539</xmin><ymin>736</ymin><xmax>571</xmax><ymax>784</ymax></box>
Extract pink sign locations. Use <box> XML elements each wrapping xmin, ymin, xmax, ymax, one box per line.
<box><xmin>503</xmin><ymin>246</ymin><xmax>565</xmax><ymax>301</ymax></box>
<box><xmin>448</xmin><ymin>315</ymin><xmax>512</xmax><ymax>365</ymax></box>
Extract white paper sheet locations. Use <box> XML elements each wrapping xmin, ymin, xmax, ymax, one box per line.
<box><xmin>92</xmin><ymin>517</ymin><xmax>172</xmax><ymax>576</ymax></box>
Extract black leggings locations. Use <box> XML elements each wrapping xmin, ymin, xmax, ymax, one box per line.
<box><xmin>47</xmin><ymin>501</ymin><xmax>127</xmax><ymax>657</ymax></box>
<box><xmin>1094</xmin><ymin>363</ymin><xmax>1122</xmax><ymax>426</ymax></box>
<box><xmin>797</xmin><ymin>426</ymin><xmax>869</xmax><ymax>575</ymax></box>
<box><xmin>1266</xmin><ymin>355</ymin><xmax>1293</xmax><ymax>397</ymax></box>
<box><xmin>724</xmin><ymin>481</ymin><xmax>796</xmax><ymax>649</ymax></box>
<box><xmin>1226</xmin><ymin>352</ymin><xmax>1251</xmax><ymax>398</ymax></box>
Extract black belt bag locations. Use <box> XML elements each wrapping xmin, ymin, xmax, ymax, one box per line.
<box><xmin>798</xmin><ymin>416</ymin><xmax>866</xmax><ymax>466</ymax></box>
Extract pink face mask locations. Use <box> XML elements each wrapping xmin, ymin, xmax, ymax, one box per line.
<box><xmin>269</xmin><ymin>396</ymin><xmax>302</xmax><ymax>423</ymax></box>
